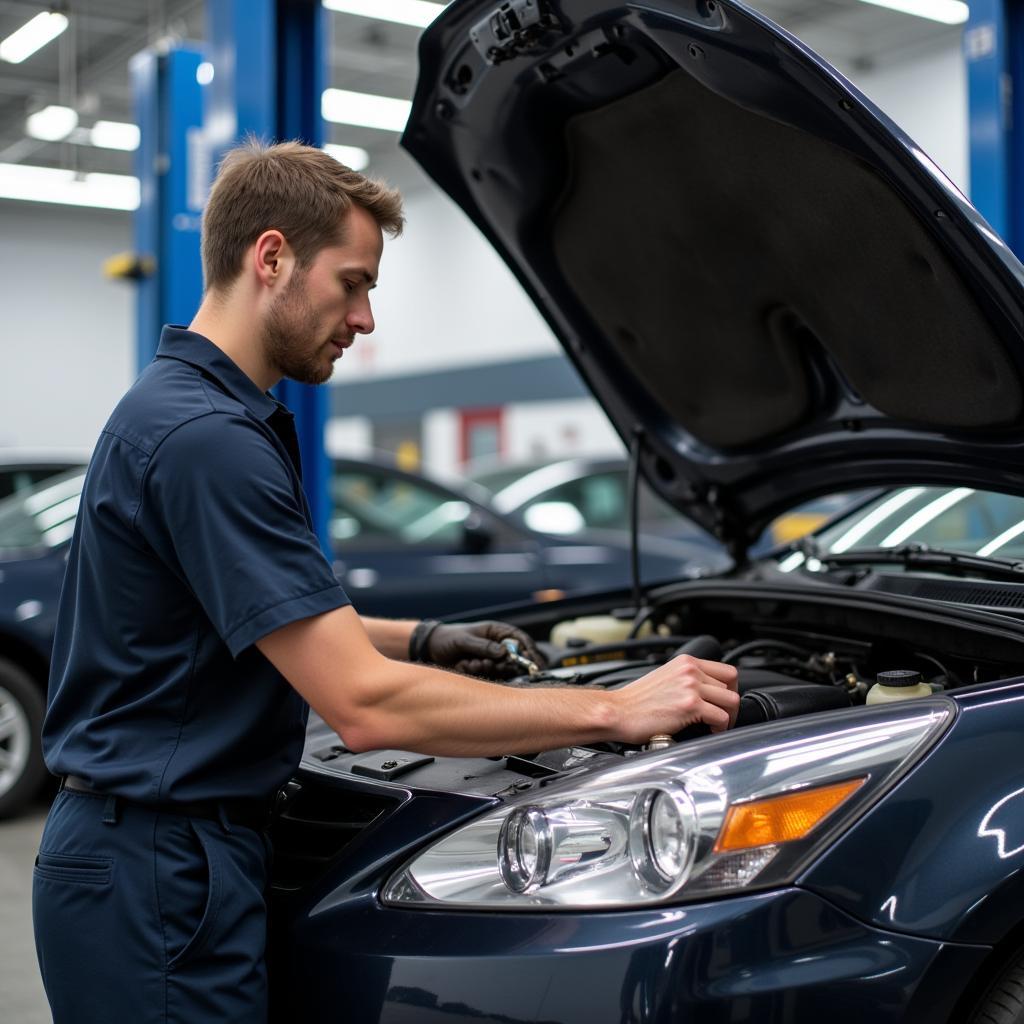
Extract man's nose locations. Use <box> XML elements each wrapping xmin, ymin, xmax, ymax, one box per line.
<box><xmin>348</xmin><ymin>300</ymin><xmax>374</xmax><ymax>336</ymax></box>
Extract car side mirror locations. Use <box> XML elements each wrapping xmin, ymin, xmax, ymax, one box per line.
<box><xmin>524</xmin><ymin>501</ymin><xmax>586</xmax><ymax>535</ymax></box>
<box><xmin>461</xmin><ymin>514</ymin><xmax>495</xmax><ymax>554</ymax></box>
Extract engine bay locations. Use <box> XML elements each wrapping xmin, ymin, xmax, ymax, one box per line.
<box><xmin>301</xmin><ymin>579</ymin><xmax>1024</xmax><ymax>800</ymax></box>
<box><xmin>271</xmin><ymin>579</ymin><xmax>1024</xmax><ymax>894</ymax></box>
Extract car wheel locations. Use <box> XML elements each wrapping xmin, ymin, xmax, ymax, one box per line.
<box><xmin>0</xmin><ymin>657</ymin><xmax>46</xmax><ymax>818</ymax></box>
<box><xmin>970</xmin><ymin>948</ymin><xmax>1024</xmax><ymax>1024</ymax></box>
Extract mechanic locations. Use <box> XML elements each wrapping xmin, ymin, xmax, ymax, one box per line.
<box><xmin>32</xmin><ymin>140</ymin><xmax>740</xmax><ymax>1024</ymax></box>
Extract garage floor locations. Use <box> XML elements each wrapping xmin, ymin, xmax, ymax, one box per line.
<box><xmin>0</xmin><ymin>806</ymin><xmax>50</xmax><ymax>1022</ymax></box>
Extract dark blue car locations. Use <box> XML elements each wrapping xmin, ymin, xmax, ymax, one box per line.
<box><xmin>265</xmin><ymin>1</ymin><xmax>1024</xmax><ymax>1021</ymax></box>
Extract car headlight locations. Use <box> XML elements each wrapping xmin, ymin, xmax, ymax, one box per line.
<box><xmin>382</xmin><ymin>701</ymin><xmax>951</xmax><ymax>910</ymax></box>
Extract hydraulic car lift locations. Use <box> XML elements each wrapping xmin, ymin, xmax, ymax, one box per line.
<box><xmin>967</xmin><ymin>0</ymin><xmax>1024</xmax><ymax>254</ymax></box>
<box><xmin>132</xmin><ymin>0</ymin><xmax>332</xmax><ymax>555</ymax></box>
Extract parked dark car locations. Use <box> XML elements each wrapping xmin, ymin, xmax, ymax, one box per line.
<box><xmin>0</xmin><ymin>457</ymin><xmax>722</xmax><ymax>816</ymax></box>
<box><xmin>329</xmin><ymin>455</ymin><xmax>725</xmax><ymax>618</ymax></box>
<box><xmin>466</xmin><ymin>454</ymin><xmax>692</xmax><ymax>533</ymax></box>
<box><xmin>263</xmin><ymin>2</ymin><xmax>1024</xmax><ymax>1022</ymax></box>
<box><xmin>466</xmin><ymin>453</ymin><xmax>862</xmax><ymax>549</ymax></box>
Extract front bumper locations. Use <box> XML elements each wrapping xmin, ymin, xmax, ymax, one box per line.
<box><xmin>270</xmin><ymin>886</ymin><xmax>989</xmax><ymax>1023</ymax></box>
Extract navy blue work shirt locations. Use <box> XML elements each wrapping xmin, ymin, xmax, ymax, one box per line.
<box><xmin>43</xmin><ymin>326</ymin><xmax>351</xmax><ymax>804</ymax></box>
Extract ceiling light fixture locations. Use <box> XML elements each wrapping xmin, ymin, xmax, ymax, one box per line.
<box><xmin>89</xmin><ymin>120</ymin><xmax>141</xmax><ymax>151</ymax></box>
<box><xmin>26</xmin><ymin>104</ymin><xmax>78</xmax><ymax>142</ymax></box>
<box><xmin>324</xmin><ymin>144</ymin><xmax>370</xmax><ymax>171</ymax></box>
<box><xmin>322</xmin><ymin>89</ymin><xmax>411</xmax><ymax>132</ymax></box>
<box><xmin>0</xmin><ymin>11</ymin><xmax>69</xmax><ymax>63</ymax></box>
<box><xmin>322</xmin><ymin>0</ymin><xmax>447</xmax><ymax>29</ymax></box>
<box><xmin>0</xmin><ymin>163</ymin><xmax>139</xmax><ymax>210</ymax></box>
<box><xmin>857</xmin><ymin>0</ymin><xmax>969</xmax><ymax>25</ymax></box>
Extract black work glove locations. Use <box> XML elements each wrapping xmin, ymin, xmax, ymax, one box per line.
<box><xmin>409</xmin><ymin>620</ymin><xmax>547</xmax><ymax>680</ymax></box>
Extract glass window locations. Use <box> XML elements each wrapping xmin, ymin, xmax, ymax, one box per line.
<box><xmin>813</xmin><ymin>487</ymin><xmax>1024</xmax><ymax>557</ymax></box>
<box><xmin>0</xmin><ymin>471</ymin><xmax>85</xmax><ymax>556</ymax></box>
<box><xmin>0</xmin><ymin>464</ymin><xmax>81</xmax><ymax>501</ymax></box>
<box><xmin>330</xmin><ymin>466</ymin><xmax>482</xmax><ymax>549</ymax></box>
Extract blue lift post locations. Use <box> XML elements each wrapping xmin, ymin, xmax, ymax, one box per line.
<box><xmin>966</xmin><ymin>0</ymin><xmax>1024</xmax><ymax>254</ymax></box>
<box><xmin>205</xmin><ymin>0</ymin><xmax>333</xmax><ymax>556</ymax></box>
<box><xmin>131</xmin><ymin>46</ymin><xmax>206</xmax><ymax>367</ymax></box>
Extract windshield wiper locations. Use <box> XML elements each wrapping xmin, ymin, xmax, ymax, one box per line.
<box><xmin>819</xmin><ymin>544</ymin><xmax>1024</xmax><ymax>584</ymax></box>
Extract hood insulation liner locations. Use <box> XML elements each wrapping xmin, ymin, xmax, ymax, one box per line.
<box><xmin>553</xmin><ymin>69</ymin><xmax>1023</xmax><ymax>450</ymax></box>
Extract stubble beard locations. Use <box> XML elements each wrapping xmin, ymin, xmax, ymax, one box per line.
<box><xmin>262</xmin><ymin>270</ymin><xmax>335</xmax><ymax>387</ymax></box>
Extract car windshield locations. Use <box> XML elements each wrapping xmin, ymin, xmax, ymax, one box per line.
<box><xmin>778</xmin><ymin>486</ymin><xmax>1024</xmax><ymax>570</ymax></box>
<box><xmin>0</xmin><ymin>470</ymin><xmax>85</xmax><ymax>557</ymax></box>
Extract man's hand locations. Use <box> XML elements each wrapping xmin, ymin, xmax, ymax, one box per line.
<box><xmin>611</xmin><ymin>654</ymin><xmax>740</xmax><ymax>742</ymax></box>
<box><xmin>410</xmin><ymin>620</ymin><xmax>546</xmax><ymax>680</ymax></box>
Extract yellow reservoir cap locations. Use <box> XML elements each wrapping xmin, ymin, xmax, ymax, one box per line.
<box><xmin>714</xmin><ymin>777</ymin><xmax>866</xmax><ymax>853</ymax></box>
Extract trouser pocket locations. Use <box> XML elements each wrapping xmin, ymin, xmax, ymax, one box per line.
<box><xmin>34</xmin><ymin>851</ymin><xmax>113</xmax><ymax>885</ymax></box>
<box><xmin>159</xmin><ymin>817</ymin><xmax>224</xmax><ymax>972</ymax></box>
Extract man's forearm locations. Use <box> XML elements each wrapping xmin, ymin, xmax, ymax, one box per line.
<box><xmin>339</xmin><ymin>656</ymin><xmax>620</xmax><ymax>757</ymax></box>
<box><xmin>258</xmin><ymin>606</ymin><xmax>739</xmax><ymax>757</ymax></box>
<box><xmin>361</xmin><ymin>616</ymin><xmax>418</xmax><ymax>660</ymax></box>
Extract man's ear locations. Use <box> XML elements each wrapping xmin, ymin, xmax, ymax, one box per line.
<box><xmin>252</xmin><ymin>229</ymin><xmax>292</xmax><ymax>288</ymax></box>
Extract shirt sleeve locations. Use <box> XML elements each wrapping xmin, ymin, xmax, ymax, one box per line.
<box><xmin>136</xmin><ymin>411</ymin><xmax>350</xmax><ymax>657</ymax></box>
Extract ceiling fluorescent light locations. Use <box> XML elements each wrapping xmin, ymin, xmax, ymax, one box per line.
<box><xmin>322</xmin><ymin>0</ymin><xmax>447</xmax><ymax>29</ymax></box>
<box><xmin>90</xmin><ymin>121</ymin><xmax>140</xmax><ymax>151</ymax></box>
<box><xmin>0</xmin><ymin>163</ymin><xmax>139</xmax><ymax>210</ymax></box>
<box><xmin>26</xmin><ymin>105</ymin><xmax>78</xmax><ymax>142</ymax></box>
<box><xmin>858</xmin><ymin>0</ymin><xmax>969</xmax><ymax>25</ymax></box>
<box><xmin>0</xmin><ymin>11</ymin><xmax>69</xmax><ymax>63</ymax></box>
<box><xmin>324</xmin><ymin>144</ymin><xmax>370</xmax><ymax>171</ymax></box>
<box><xmin>322</xmin><ymin>89</ymin><xmax>411</xmax><ymax>132</ymax></box>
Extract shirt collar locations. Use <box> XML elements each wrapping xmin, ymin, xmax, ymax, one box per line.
<box><xmin>155</xmin><ymin>325</ymin><xmax>282</xmax><ymax>421</ymax></box>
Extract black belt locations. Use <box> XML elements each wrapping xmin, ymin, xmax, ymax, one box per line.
<box><xmin>61</xmin><ymin>775</ymin><xmax>277</xmax><ymax>832</ymax></box>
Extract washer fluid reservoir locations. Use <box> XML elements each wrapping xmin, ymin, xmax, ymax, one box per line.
<box><xmin>549</xmin><ymin>615</ymin><xmax>652</xmax><ymax>646</ymax></box>
<box><xmin>865</xmin><ymin>669</ymin><xmax>932</xmax><ymax>705</ymax></box>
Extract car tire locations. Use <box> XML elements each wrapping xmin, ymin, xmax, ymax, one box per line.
<box><xmin>970</xmin><ymin>949</ymin><xmax>1024</xmax><ymax>1024</ymax></box>
<box><xmin>0</xmin><ymin>657</ymin><xmax>46</xmax><ymax>818</ymax></box>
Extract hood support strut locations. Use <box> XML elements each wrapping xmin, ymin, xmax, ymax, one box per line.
<box><xmin>628</xmin><ymin>426</ymin><xmax>645</xmax><ymax>614</ymax></box>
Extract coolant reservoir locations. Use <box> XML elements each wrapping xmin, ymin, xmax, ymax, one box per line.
<box><xmin>865</xmin><ymin>669</ymin><xmax>932</xmax><ymax>705</ymax></box>
<box><xmin>549</xmin><ymin>614</ymin><xmax>652</xmax><ymax>646</ymax></box>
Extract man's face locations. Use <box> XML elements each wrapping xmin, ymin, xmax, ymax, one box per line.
<box><xmin>262</xmin><ymin>204</ymin><xmax>384</xmax><ymax>386</ymax></box>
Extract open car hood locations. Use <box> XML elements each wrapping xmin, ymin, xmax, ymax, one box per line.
<box><xmin>402</xmin><ymin>0</ymin><xmax>1024</xmax><ymax>557</ymax></box>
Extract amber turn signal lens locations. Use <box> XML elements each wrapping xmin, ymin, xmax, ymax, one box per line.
<box><xmin>714</xmin><ymin>777</ymin><xmax>866</xmax><ymax>853</ymax></box>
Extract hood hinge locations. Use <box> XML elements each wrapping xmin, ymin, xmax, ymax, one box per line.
<box><xmin>471</xmin><ymin>0</ymin><xmax>556</xmax><ymax>64</ymax></box>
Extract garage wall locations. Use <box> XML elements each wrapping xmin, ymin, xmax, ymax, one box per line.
<box><xmin>0</xmin><ymin>201</ymin><xmax>134</xmax><ymax>450</ymax></box>
<box><xmin>839</xmin><ymin>37</ymin><xmax>969</xmax><ymax>194</ymax></box>
<box><xmin>502</xmin><ymin>400</ymin><xmax>624</xmax><ymax>462</ymax></box>
<box><xmin>340</xmin><ymin>165</ymin><xmax>561</xmax><ymax>381</ymax></box>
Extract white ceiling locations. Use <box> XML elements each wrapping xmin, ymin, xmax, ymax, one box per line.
<box><xmin>0</xmin><ymin>0</ymin><xmax>965</xmax><ymax>180</ymax></box>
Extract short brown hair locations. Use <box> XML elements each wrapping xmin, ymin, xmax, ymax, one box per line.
<box><xmin>201</xmin><ymin>138</ymin><xmax>404</xmax><ymax>291</ymax></box>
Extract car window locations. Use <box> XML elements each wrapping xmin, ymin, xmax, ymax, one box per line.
<box><xmin>520</xmin><ymin>471</ymin><xmax>688</xmax><ymax>534</ymax></box>
<box><xmin>330</xmin><ymin>466</ymin><xmax>499</xmax><ymax>549</ymax></box>
<box><xmin>756</xmin><ymin>492</ymin><xmax>869</xmax><ymax>550</ymax></box>
<box><xmin>809</xmin><ymin>487</ymin><xmax>1024</xmax><ymax>557</ymax></box>
<box><xmin>0</xmin><ymin>471</ymin><xmax>84</xmax><ymax>556</ymax></box>
<box><xmin>0</xmin><ymin>464</ymin><xmax>80</xmax><ymax>501</ymax></box>
<box><xmin>524</xmin><ymin>473</ymin><xmax>624</xmax><ymax>532</ymax></box>
<box><xmin>468</xmin><ymin>465</ymin><xmax>542</xmax><ymax>496</ymax></box>
<box><xmin>771</xmin><ymin>487</ymin><xmax>1024</xmax><ymax>574</ymax></box>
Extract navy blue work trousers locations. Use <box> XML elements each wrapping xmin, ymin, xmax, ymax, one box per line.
<box><xmin>32</xmin><ymin>788</ymin><xmax>272</xmax><ymax>1022</ymax></box>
